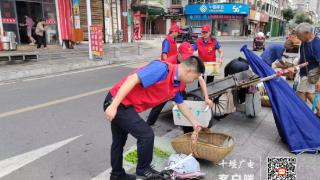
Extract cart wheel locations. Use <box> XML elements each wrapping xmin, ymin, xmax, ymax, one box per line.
<box><xmin>212</xmin><ymin>94</ymin><xmax>229</xmax><ymax>120</ymax></box>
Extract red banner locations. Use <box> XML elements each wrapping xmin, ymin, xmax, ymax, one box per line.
<box><xmin>57</xmin><ymin>0</ymin><xmax>72</xmax><ymax>40</ymax></box>
<box><xmin>133</xmin><ymin>11</ymin><xmax>142</xmax><ymax>40</ymax></box>
<box><xmin>90</xmin><ymin>25</ymin><xmax>104</xmax><ymax>58</ymax></box>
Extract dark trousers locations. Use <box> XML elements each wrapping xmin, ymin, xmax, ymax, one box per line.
<box><xmin>198</xmin><ymin>75</ymin><xmax>214</xmax><ymax>87</ymax></box>
<box><xmin>37</xmin><ymin>34</ymin><xmax>46</xmax><ymax>48</ymax></box>
<box><xmin>103</xmin><ymin>93</ymin><xmax>154</xmax><ymax>176</ymax></box>
<box><xmin>146</xmin><ymin>102</ymin><xmax>167</xmax><ymax>125</ymax></box>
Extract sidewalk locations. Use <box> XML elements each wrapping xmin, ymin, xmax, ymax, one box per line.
<box><xmin>0</xmin><ymin>39</ymin><xmax>162</xmax><ymax>82</ymax></box>
<box><xmin>120</xmin><ymin>104</ymin><xmax>320</xmax><ymax>180</ymax></box>
<box><xmin>217</xmin><ymin>36</ymin><xmax>286</xmax><ymax>42</ymax></box>
<box><xmin>0</xmin><ymin>36</ymin><xmax>286</xmax><ymax>83</ymax></box>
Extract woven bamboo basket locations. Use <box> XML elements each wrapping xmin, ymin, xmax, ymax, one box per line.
<box><xmin>171</xmin><ymin>130</ymin><xmax>234</xmax><ymax>164</ymax></box>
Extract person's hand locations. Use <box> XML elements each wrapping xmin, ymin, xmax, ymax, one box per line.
<box><xmin>316</xmin><ymin>80</ymin><xmax>320</xmax><ymax>92</ymax></box>
<box><xmin>191</xmin><ymin>122</ymin><xmax>202</xmax><ymax>144</ymax></box>
<box><xmin>205</xmin><ymin>98</ymin><xmax>214</xmax><ymax>108</ymax></box>
<box><xmin>105</xmin><ymin>104</ymin><xmax>117</xmax><ymax>122</ymax></box>
<box><xmin>287</xmin><ymin>67</ymin><xmax>296</xmax><ymax>73</ymax></box>
<box><xmin>219</xmin><ymin>57</ymin><xmax>223</xmax><ymax>64</ymax></box>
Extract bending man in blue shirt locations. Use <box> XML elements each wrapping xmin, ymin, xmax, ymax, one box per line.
<box><xmin>260</xmin><ymin>40</ymin><xmax>294</xmax><ymax>67</ymax></box>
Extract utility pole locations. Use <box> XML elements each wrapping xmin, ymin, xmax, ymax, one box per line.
<box><xmin>86</xmin><ymin>0</ymin><xmax>93</xmax><ymax>60</ymax></box>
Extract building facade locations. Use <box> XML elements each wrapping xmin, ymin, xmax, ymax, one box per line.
<box><xmin>0</xmin><ymin>0</ymin><xmax>58</xmax><ymax>44</ymax></box>
<box><xmin>184</xmin><ymin>1</ymin><xmax>250</xmax><ymax>36</ymax></box>
<box><xmin>0</xmin><ymin>0</ymin><xmax>134</xmax><ymax>45</ymax></box>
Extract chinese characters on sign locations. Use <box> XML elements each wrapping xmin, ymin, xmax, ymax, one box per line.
<box><xmin>90</xmin><ymin>25</ymin><xmax>104</xmax><ymax>59</ymax></box>
<box><xmin>45</xmin><ymin>20</ymin><xmax>57</xmax><ymax>25</ymax></box>
<box><xmin>0</xmin><ymin>18</ymin><xmax>17</xmax><ymax>23</ymax></box>
<box><xmin>217</xmin><ymin>159</ymin><xmax>256</xmax><ymax>180</ymax></box>
<box><xmin>209</xmin><ymin>15</ymin><xmax>244</xmax><ymax>20</ymax></box>
<box><xmin>187</xmin><ymin>14</ymin><xmax>244</xmax><ymax>21</ymax></box>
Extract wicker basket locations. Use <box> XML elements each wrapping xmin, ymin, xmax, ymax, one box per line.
<box><xmin>171</xmin><ymin>130</ymin><xmax>234</xmax><ymax>163</ymax></box>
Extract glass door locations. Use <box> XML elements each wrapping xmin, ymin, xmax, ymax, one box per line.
<box><xmin>0</xmin><ymin>0</ymin><xmax>20</xmax><ymax>43</ymax></box>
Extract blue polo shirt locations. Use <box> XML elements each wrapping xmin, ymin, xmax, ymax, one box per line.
<box><xmin>260</xmin><ymin>44</ymin><xmax>286</xmax><ymax>66</ymax></box>
<box><xmin>162</xmin><ymin>39</ymin><xmax>170</xmax><ymax>53</ymax></box>
<box><xmin>299</xmin><ymin>37</ymin><xmax>320</xmax><ymax>76</ymax></box>
<box><xmin>136</xmin><ymin>61</ymin><xmax>184</xmax><ymax>104</ymax></box>
<box><xmin>193</xmin><ymin>39</ymin><xmax>220</xmax><ymax>50</ymax></box>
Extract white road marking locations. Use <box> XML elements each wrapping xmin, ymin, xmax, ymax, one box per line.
<box><xmin>0</xmin><ymin>135</ymin><xmax>82</xmax><ymax>178</ymax></box>
<box><xmin>0</xmin><ymin>87</ymin><xmax>110</xmax><ymax>119</ymax></box>
<box><xmin>0</xmin><ymin>81</ymin><xmax>17</xmax><ymax>86</ymax></box>
<box><xmin>91</xmin><ymin>168</ymin><xmax>112</xmax><ymax>180</ymax></box>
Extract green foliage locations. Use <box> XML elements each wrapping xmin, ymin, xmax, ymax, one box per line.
<box><xmin>295</xmin><ymin>12</ymin><xmax>313</xmax><ymax>24</ymax></box>
<box><xmin>283</xmin><ymin>8</ymin><xmax>295</xmax><ymax>21</ymax></box>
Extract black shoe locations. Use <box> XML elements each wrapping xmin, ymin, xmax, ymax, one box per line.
<box><xmin>146</xmin><ymin>120</ymin><xmax>155</xmax><ymax>126</ymax></box>
<box><xmin>136</xmin><ymin>167</ymin><xmax>160</xmax><ymax>178</ymax></box>
<box><xmin>110</xmin><ymin>173</ymin><xmax>136</xmax><ymax>180</ymax></box>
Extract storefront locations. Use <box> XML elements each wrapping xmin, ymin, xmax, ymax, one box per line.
<box><xmin>165</xmin><ymin>6</ymin><xmax>184</xmax><ymax>34</ymax></box>
<box><xmin>185</xmin><ymin>3</ymin><xmax>249</xmax><ymax>36</ymax></box>
<box><xmin>0</xmin><ymin>0</ymin><xmax>58</xmax><ymax>44</ymax></box>
<box><xmin>259</xmin><ymin>12</ymin><xmax>269</xmax><ymax>34</ymax></box>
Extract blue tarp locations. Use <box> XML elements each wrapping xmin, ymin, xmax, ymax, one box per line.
<box><xmin>241</xmin><ymin>45</ymin><xmax>320</xmax><ymax>154</ymax></box>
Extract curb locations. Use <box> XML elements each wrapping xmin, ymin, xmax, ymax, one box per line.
<box><xmin>0</xmin><ymin>55</ymin><xmax>159</xmax><ymax>83</ymax></box>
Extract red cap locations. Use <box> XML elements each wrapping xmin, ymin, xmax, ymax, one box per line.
<box><xmin>170</xmin><ymin>25</ymin><xmax>183</xmax><ymax>33</ymax></box>
<box><xmin>178</xmin><ymin>42</ymin><xmax>194</xmax><ymax>60</ymax></box>
<box><xmin>201</xmin><ymin>25</ymin><xmax>211</xmax><ymax>33</ymax></box>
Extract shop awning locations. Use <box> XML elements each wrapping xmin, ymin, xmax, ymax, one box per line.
<box><xmin>132</xmin><ymin>0</ymin><xmax>165</xmax><ymax>16</ymax></box>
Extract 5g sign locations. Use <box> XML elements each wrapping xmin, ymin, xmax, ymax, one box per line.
<box><xmin>232</xmin><ymin>5</ymin><xmax>242</xmax><ymax>13</ymax></box>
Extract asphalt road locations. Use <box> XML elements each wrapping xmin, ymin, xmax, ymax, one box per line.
<box><xmin>0</xmin><ymin>40</ymin><xmax>288</xmax><ymax>180</ymax></box>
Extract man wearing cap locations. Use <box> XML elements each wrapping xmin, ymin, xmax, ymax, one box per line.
<box><xmin>147</xmin><ymin>42</ymin><xmax>214</xmax><ymax>130</ymax></box>
<box><xmin>193</xmin><ymin>25</ymin><xmax>224</xmax><ymax>84</ymax></box>
<box><xmin>104</xmin><ymin>55</ymin><xmax>205</xmax><ymax>180</ymax></box>
<box><xmin>161</xmin><ymin>25</ymin><xmax>183</xmax><ymax>60</ymax></box>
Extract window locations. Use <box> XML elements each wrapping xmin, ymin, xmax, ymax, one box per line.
<box><xmin>188</xmin><ymin>0</ymin><xmax>213</xmax><ymax>4</ymax></box>
<box><xmin>172</xmin><ymin>0</ymin><xmax>181</xmax><ymax>5</ymax></box>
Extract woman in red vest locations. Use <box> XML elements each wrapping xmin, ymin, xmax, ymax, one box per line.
<box><xmin>161</xmin><ymin>25</ymin><xmax>183</xmax><ymax>60</ymax></box>
<box><xmin>104</xmin><ymin>57</ymin><xmax>204</xmax><ymax>180</ymax></box>
<box><xmin>147</xmin><ymin>42</ymin><xmax>214</xmax><ymax>129</ymax></box>
<box><xmin>194</xmin><ymin>25</ymin><xmax>224</xmax><ymax>84</ymax></box>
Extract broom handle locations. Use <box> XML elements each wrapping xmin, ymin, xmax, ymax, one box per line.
<box><xmin>259</xmin><ymin>62</ymin><xmax>309</xmax><ymax>82</ymax></box>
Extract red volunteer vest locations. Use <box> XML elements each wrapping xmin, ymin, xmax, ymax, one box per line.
<box><xmin>110</xmin><ymin>61</ymin><xmax>185</xmax><ymax>112</ymax></box>
<box><xmin>196</xmin><ymin>37</ymin><xmax>217</xmax><ymax>62</ymax></box>
<box><xmin>165</xmin><ymin>55</ymin><xmax>179</xmax><ymax>65</ymax></box>
<box><xmin>161</xmin><ymin>35</ymin><xmax>177</xmax><ymax>60</ymax></box>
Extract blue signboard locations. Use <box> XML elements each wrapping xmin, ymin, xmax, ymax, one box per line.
<box><xmin>185</xmin><ymin>3</ymin><xmax>249</xmax><ymax>15</ymax></box>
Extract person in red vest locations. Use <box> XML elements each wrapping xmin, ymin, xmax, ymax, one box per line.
<box><xmin>147</xmin><ymin>42</ymin><xmax>214</xmax><ymax>130</ymax></box>
<box><xmin>104</xmin><ymin>56</ymin><xmax>205</xmax><ymax>180</ymax></box>
<box><xmin>194</xmin><ymin>25</ymin><xmax>224</xmax><ymax>84</ymax></box>
<box><xmin>161</xmin><ymin>25</ymin><xmax>183</xmax><ymax>60</ymax></box>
